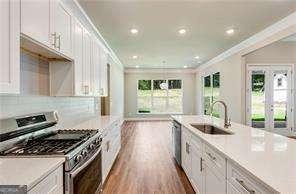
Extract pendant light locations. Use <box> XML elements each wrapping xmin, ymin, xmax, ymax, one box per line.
<box><xmin>160</xmin><ymin>60</ymin><xmax>168</xmax><ymax>90</ymax></box>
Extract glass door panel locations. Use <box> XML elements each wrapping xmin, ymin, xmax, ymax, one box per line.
<box><xmin>271</xmin><ymin>70</ymin><xmax>289</xmax><ymax>129</ymax></box>
<box><xmin>251</xmin><ymin>71</ymin><xmax>266</xmax><ymax>128</ymax></box>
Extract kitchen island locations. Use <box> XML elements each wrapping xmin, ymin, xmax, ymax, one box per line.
<box><xmin>171</xmin><ymin>115</ymin><xmax>296</xmax><ymax>194</ymax></box>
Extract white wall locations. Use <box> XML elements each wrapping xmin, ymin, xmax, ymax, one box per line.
<box><xmin>124</xmin><ymin>70</ymin><xmax>196</xmax><ymax>119</ymax></box>
<box><xmin>245</xmin><ymin>41</ymin><xmax>296</xmax><ymax>63</ymax></box>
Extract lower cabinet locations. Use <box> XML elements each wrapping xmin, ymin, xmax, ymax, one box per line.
<box><xmin>203</xmin><ymin>162</ymin><xmax>226</xmax><ymax>194</ymax></box>
<box><xmin>190</xmin><ymin>135</ymin><xmax>203</xmax><ymax>194</ymax></box>
<box><xmin>181</xmin><ymin>126</ymin><xmax>227</xmax><ymax>194</ymax></box>
<box><xmin>28</xmin><ymin>165</ymin><xmax>63</xmax><ymax>194</ymax></box>
<box><xmin>227</xmin><ymin>181</ymin><xmax>242</xmax><ymax>194</ymax></box>
<box><xmin>181</xmin><ymin>127</ymin><xmax>191</xmax><ymax>177</ymax></box>
<box><xmin>179</xmin><ymin>125</ymin><xmax>276</xmax><ymax>194</ymax></box>
<box><xmin>102</xmin><ymin>120</ymin><xmax>121</xmax><ymax>183</ymax></box>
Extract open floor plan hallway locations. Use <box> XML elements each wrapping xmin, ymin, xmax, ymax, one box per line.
<box><xmin>103</xmin><ymin>121</ymin><xmax>195</xmax><ymax>194</ymax></box>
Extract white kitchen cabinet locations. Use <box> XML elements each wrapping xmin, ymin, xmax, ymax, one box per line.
<box><xmin>50</xmin><ymin>0</ymin><xmax>72</xmax><ymax>57</ymax></box>
<box><xmin>203</xmin><ymin>162</ymin><xmax>226</xmax><ymax>194</ymax></box>
<box><xmin>102</xmin><ymin>119</ymin><xmax>121</xmax><ymax>183</ymax></box>
<box><xmin>181</xmin><ymin>126</ymin><xmax>191</xmax><ymax>177</ymax></box>
<box><xmin>50</xmin><ymin>18</ymin><xmax>94</xmax><ymax>96</ymax></box>
<box><xmin>28</xmin><ymin>165</ymin><xmax>63</xmax><ymax>194</ymax></box>
<box><xmin>21</xmin><ymin>0</ymin><xmax>51</xmax><ymax>47</ymax></box>
<box><xmin>0</xmin><ymin>0</ymin><xmax>20</xmax><ymax>94</ymax></box>
<box><xmin>100</xmin><ymin>48</ymin><xmax>108</xmax><ymax>96</ymax></box>
<box><xmin>82</xmin><ymin>28</ymin><xmax>93</xmax><ymax>96</ymax></box>
<box><xmin>92</xmin><ymin>37</ymin><xmax>101</xmax><ymax>96</ymax></box>
<box><xmin>190</xmin><ymin>135</ymin><xmax>203</xmax><ymax>194</ymax></box>
<box><xmin>72</xmin><ymin>17</ymin><xmax>84</xmax><ymax>96</ymax></box>
<box><xmin>227</xmin><ymin>181</ymin><xmax>243</xmax><ymax>194</ymax></box>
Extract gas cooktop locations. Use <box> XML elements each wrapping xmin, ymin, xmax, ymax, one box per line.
<box><xmin>0</xmin><ymin>129</ymin><xmax>98</xmax><ymax>156</ymax></box>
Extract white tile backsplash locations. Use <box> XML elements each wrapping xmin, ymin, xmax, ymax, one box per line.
<box><xmin>0</xmin><ymin>51</ymin><xmax>96</xmax><ymax>122</ymax></box>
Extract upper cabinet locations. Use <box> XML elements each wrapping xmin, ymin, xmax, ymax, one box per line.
<box><xmin>21</xmin><ymin>0</ymin><xmax>51</xmax><ymax>47</ymax></box>
<box><xmin>100</xmin><ymin>48</ymin><xmax>108</xmax><ymax>96</ymax></box>
<box><xmin>0</xmin><ymin>0</ymin><xmax>20</xmax><ymax>94</ymax></box>
<box><xmin>50</xmin><ymin>0</ymin><xmax>72</xmax><ymax>57</ymax></box>
<box><xmin>21</xmin><ymin>0</ymin><xmax>72</xmax><ymax>59</ymax></box>
<box><xmin>92</xmin><ymin>37</ymin><xmax>102</xmax><ymax>97</ymax></box>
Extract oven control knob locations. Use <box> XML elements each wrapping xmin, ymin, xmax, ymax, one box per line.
<box><xmin>75</xmin><ymin>154</ymin><xmax>83</xmax><ymax>162</ymax></box>
<box><xmin>82</xmin><ymin>149</ymin><xmax>88</xmax><ymax>157</ymax></box>
<box><xmin>89</xmin><ymin>143</ymin><xmax>95</xmax><ymax>150</ymax></box>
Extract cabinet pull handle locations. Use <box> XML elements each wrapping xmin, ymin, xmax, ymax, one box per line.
<box><xmin>200</xmin><ymin>157</ymin><xmax>203</xmax><ymax>172</ymax></box>
<box><xmin>51</xmin><ymin>32</ymin><xmax>57</xmax><ymax>48</ymax></box>
<box><xmin>186</xmin><ymin>142</ymin><xmax>190</xmax><ymax>154</ymax></box>
<box><xmin>235</xmin><ymin>178</ymin><xmax>255</xmax><ymax>194</ymax></box>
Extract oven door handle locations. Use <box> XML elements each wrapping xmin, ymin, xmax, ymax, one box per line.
<box><xmin>70</xmin><ymin>146</ymin><xmax>101</xmax><ymax>178</ymax></box>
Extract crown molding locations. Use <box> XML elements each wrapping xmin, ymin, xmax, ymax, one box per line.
<box><xmin>72</xmin><ymin>0</ymin><xmax>124</xmax><ymax>68</ymax></box>
<box><xmin>197</xmin><ymin>11</ymin><xmax>296</xmax><ymax>71</ymax></box>
<box><xmin>124</xmin><ymin>68</ymin><xmax>197</xmax><ymax>74</ymax></box>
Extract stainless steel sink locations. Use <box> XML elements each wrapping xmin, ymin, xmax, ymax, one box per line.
<box><xmin>190</xmin><ymin>124</ymin><xmax>234</xmax><ymax>135</ymax></box>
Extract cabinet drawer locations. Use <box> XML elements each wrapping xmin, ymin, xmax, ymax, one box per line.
<box><xmin>204</xmin><ymin>145</ymin><xmax>226</xmax><ymax>177</ymax></box>
<box><xmin>28</xmin><ymin>165</ymin><xmax>63</xmax><ymax>194</ymax></box>
<box><xmin>227</xmin><ymin>162</ymin><xmax>276</xmax><ymax>194</ymax></box>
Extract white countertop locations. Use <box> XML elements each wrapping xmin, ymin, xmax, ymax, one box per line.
<box><xmin>171</xmin><ymin>115</ymin><xmax>296</xmax><ymax>194</ymax></box>
<box><xmin>57</xmin><ymin>115</ymin><xmax>122</xmax><ymax>132</ymax></box>
<box><xmin>0</xmin><ymin>157</ymin><xmax>65</xmax><ymax>190</ymax></box>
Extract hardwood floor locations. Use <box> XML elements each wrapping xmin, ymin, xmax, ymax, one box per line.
<box><xmin>103</xmin><ymin>121</ymin><xmax>195</xmax><ymax>194</ymax></box>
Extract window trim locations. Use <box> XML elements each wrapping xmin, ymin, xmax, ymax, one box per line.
<box><xmin>137</xmin><ymin>79</ymin><xmax>184</xmax><ymax>114</ymax></box>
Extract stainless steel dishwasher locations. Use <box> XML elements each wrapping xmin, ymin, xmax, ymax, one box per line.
<box><xmin>172</xmin><ymin>120</ymin><xmax>181</xmax><ymax>165</ymax></box>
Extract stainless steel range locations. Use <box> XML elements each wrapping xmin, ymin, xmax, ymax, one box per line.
<box><xmin>0</xmin><ymin>111</ymin><xmax>103</xmax><ymax>194</ymax></box>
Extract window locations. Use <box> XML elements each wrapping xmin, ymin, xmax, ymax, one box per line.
<box><xmin>137</xmin><ymin>79</ymin><xmax>182</xmax><ymax>114</ymax></box>
<box><xmin>203</xmin><ymin>72</ymin><xmax>220</xmax><ymax>117</ymax></box>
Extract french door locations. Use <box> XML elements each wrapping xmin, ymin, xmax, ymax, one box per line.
<box><xmin>246</xmin><ymin>65</ymin><xmax>294</xmax><ymax>135</ymax></box>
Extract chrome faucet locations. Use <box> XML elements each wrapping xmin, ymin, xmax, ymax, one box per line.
<box><xmin>210</xmin><ymin>100</ymin><xmax>231</xmax><ymax>128</ymax></box>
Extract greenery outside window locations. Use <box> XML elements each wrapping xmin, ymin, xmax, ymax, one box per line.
<box><xmin>203</xmin><ymin>72</ymin><xmax>220</xmax><ymax>117</ymax></box>
<box><xmin>138</xmin><ymin>79</ymin><xmax>182</xmax><ymax>114</ymax></box>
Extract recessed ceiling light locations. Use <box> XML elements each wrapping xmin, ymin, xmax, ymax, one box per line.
<box><xmin>178</xmin><ymin>29</ymin><xmax>187</xmax><ymax>35</ymax></box>
<box><xmin>132</xmin><ymin>55</ymin><xmax>138</xmax><ymax>59</ymax></box>
<box><xmin>183</xmin><ymin>65</ymin><xmax>188</xmax><ymax>68</ymax></box>
<box><xmin>194</xmin><ymin>56</ymin><xmax>200</xmax><ymax>59</ymax></box>
<box><xmin>135</xmin><ymin>65</ymin><xmax>139</xmax><ymax>68</ymax></box>
<box><xmin>130</xmin><ymin>28</ymin><xmax>138</xmax><ymax>35</ymax></box>
<box><xmin>226</xmin><ymin>29</ymin><xmax>234</xmax><ymax>35</ymax></box>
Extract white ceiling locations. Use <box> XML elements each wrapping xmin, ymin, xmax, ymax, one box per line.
<box><xmin>78</xmin><ymin>0</ymin><xmax>296</xmax><ymax>69</ymax></box>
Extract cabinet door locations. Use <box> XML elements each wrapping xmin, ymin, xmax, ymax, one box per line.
<box><xmin>50</xmin><ymin>0</ymin><xmax>72</xmax><ymax>57</ymax></box>
<box><xmin>204</xmin><ymin>163</ymin><xmax>226</xmax><ymax>194</ymax></box>
<box><xmin>83</xmin><ymin>28</ymin><xmax>93</xmax><ymax>96</ymax></box>
<box><xmin>21</xmin><ymin>0</ymin><xmax>50</xmax><ymax>47</ymax></box>
<box><xmin>0</xmin><ymin>0</ymin><xmax>20</xmax><ymax>94</ymax></box>
<box><xmin>181</xmin><ymin>129</ymin><xmax>191</xmax><ymax>177</ymax></box>
<box><xmin>72</xmin><ymin>18</ymin><xmax>84</xmax><ymax>96</ymax></box>
<box><xmin>191</xmin><ymin>141</ymin><xmax>203</xmax><ymax>194</ymax></box>
<box><xmin>100</xmin><ymin>48</ymin><xmax>108</xmax><ymax>96</ymax></box>
<box><xmin>227</xmin><ymin>181</ymin><xmax>243</xmax><ymax>194</ymax></box>
<box><xmin>92</xmin><ymin>38</ymin><xmax>101</xmax><ymax>96</ymax></box>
